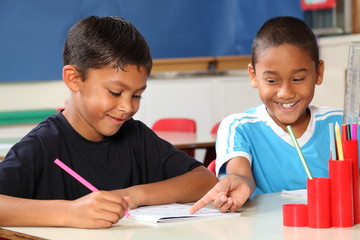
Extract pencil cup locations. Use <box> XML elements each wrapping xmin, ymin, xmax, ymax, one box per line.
<box><xmin>342</xmin><ymin>140</ymin><xmax>360</xmax><ymax>224</ymax></box>
<box><xmin>307</xmin><ymin>177</ymin><xmax>331</xmax><ymax>228</ymax></box>
<box><xmin>282</xmin><ymin>204</ymin><xmax>308</xmax><ymax>227</ymax></box>
<box><xmin>329</xmin><ymin>159</ymin><xmax>354</xmax><ymax>227</ymax></box>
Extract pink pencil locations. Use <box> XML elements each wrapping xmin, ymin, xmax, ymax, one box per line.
<box><xmin>54</xmin><ymin>158</ymin><xmax>131</xmax><ymax>218</ymax></box>
<box><xmin>352</xmin><ymin>123</ymin><xmax>358</xmax><ymax>140</ymax></box>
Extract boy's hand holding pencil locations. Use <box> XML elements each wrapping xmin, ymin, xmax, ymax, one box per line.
<box><xmin>64</xmin><ymin>190</ymin><xmax>130</xmax><ymax>228</ymax></box>
<box><xmin>54</xmin><ymin>159</ymin><xmax>131</xmax><ymax>228</ymax></box>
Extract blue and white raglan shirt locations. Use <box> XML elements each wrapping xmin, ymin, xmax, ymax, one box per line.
<box><xmin>216</xmin><ymin>104</ymin><xmax>343</xmax><ymax>195</ymax></box>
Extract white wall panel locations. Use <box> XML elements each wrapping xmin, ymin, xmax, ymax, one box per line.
<box><xmin>134</xmin><ymin>73</ymin><xmax>260</xmax><ymax>134</ymax></box>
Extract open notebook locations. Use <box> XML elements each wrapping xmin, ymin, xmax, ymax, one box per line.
<box><xmin>281</xmin><ymin>189</ymin><xmax>307</xmax><ymax>199</ymax></box>
<box><xmin>127</xmin><ymin>203</ymin><xmax>239</xmax><ymax>223</ymax></box>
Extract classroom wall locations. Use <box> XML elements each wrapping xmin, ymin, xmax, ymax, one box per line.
<box><xmin>2</xmin><ymin>34</ymin><xmax>359</xmax><ymax>113</ymax></box>
<box><xmin>0</xmin><ymin>81</ymin><xmax>69</xmax><ymax>112</ymax></box>
<box><xmin>0</xmin><ymin>0</ymin><xmax>303</xmax><ymax>83</ymax></box>
<box><xmin>313</xmin><ymin>33</ymin><xmax>360</xmax><ymax>109</ymax></box>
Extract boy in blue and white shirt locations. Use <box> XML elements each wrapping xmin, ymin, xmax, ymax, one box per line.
<box><xmin>189</xmin><ymin>16</ymin><xmax>343</xmax><ymax>214</ymax></box>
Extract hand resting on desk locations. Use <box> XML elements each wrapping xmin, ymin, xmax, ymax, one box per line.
<box><xmin>189</xmin><ymin>156</ymin><xmax>255</xmax><ymax>214</ymax></box>
<box><xmin>189</xmin><ymin>174</ymin><xmax>252</xmax><ymax>214</ymax></box>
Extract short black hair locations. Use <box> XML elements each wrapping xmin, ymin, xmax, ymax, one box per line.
<box><xmin>63</xmin><ymin>16</ymin><xmax>152</xmax><ymax>79</ymax></box>
<box><xmin>251</xmin><ymin>16</ymin><xmax>319</xmax><ymax>71</ymax></box>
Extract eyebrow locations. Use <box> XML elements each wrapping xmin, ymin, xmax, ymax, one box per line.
<box><xmin>292</xmin><ymin>68</ymin><xmax>308</xmax><ymax>74</ymax></box>
<box><xmin>262</xmin><ymin>68</ymin><xmax>308</xmax><ymax>75</ymax></box>
<box><xmin>110</xmin><ymin>81</ymin><xmax>147</xmax><ymax>91</ymax></box>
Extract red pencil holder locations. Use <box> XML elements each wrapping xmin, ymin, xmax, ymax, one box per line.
<box><xmin>282</xmin><ymin>204</ymin><xmax>308</xmax><ymax>227</ymax></box>
<box><xmin>329</xmin><ymin>159</ymin><xmax>354</xmax><ymax>227</ymax></box>
<box><xmin>307</xmin><ymin>177</ymin><xmax>331</xmax><ymax>228</ymax></box>
<box><xmin>342</xmin><ymin>140</ymin><xmax>360</xmax><ymax>224</ymax></box>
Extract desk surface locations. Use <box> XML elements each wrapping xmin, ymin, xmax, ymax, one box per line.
<box><xmin>1</xmin><ymin>192</ymin><xmax>359</xmax><ymax>240</ymax></box>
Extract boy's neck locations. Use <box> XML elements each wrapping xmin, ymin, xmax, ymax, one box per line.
<box><xmin>267</xmin><ymin>107</ymin><xmax>311</xmax><ymax>139</ymax></box>
<box><xmin>285</xmin><ymin>108</ymin><xmax>311</xmax><ymax>139</ymax></box>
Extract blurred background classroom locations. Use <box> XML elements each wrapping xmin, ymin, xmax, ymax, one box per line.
<box><xmin>0</xmin><ymin>0</ymin><xmax>359</xmax><ymax>161</ymax></box>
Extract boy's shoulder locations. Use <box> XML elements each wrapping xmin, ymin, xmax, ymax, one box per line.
<box><xmin>6</xmin><ymin>114</ymin><xmax>66</xmax><ymax>160</ymax></box>
<box><xmin>309</xmin><ymin>105</ymin><xmax>342</xmax><ymax>113</ymax></box>
<box><xmin>309</xmin><ymin>105</ymin><xmax>343</xmax><ymax>119</ymax></box>
<box><xmin>22</xmin><ymin>113</ymin><xmax>67</xmax><ymax>142</ymax></box>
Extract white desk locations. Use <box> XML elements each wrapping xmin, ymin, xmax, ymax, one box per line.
<box><xmin>1</xmin><ymin>192</ymin><xmax>359</xmax><ymax>240</ymax></box>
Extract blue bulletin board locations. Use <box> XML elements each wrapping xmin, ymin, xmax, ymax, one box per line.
<box><xmin>0</xmin><ymin>0</ymin><xmax>303</xmax><ymax>82</ymax></box>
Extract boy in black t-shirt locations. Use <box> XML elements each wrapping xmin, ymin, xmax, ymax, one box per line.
<box><xmin>0</xmin><ymin>16</ymin><xmax>218</xmax><ymax>229</ymax></box>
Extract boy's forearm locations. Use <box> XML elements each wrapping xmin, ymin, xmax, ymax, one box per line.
<box><xmin>0</xmin><ymin>195</ymin><xmax>67</xmax><ymax>227</ymax></box>
<box><xmin>116</xmin><ymin>166</ymin><xmax>218</xmax><ymax>207</ymax></box>
<box><xmin>227</xmin><ymin>157</ymin><xmax>256</xmax><ymax>193</ymax></box>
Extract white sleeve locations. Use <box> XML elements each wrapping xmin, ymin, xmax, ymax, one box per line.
<box><xmin>215</xmin><ymin>115</ymin><xmax>252</xmax><ymax>177</ymax></box>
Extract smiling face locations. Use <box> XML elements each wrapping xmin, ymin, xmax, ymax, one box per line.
<box><xmin>248</xmin><ymin>43</ymin><xmax>324</xmax><ymax>134</ymax></box>
<box><xmin>62</xmin><ymin>64</ymin><xmax>147</xmax><ymax>141</ymax></box>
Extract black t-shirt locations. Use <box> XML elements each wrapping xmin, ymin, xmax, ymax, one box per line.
<box><xmin>0</xmin><ymin>113</ymin><xmax>202</xmax><ymax>200</ymax></box>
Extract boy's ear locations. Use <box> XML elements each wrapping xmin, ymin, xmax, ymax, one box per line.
<box><xmin>316</xmin><ymin>60</ymin><xmax>325</xmax><ymax>85</ymax></box>
<box><xmin>63</xmin><ymin>65</ymin><xmax>81</xmax><ymax>91</ymax></box>
<box><xmin>248</xmin><ymin>63</ymin><xmax>258</xmax><ymax>88</ymax></box>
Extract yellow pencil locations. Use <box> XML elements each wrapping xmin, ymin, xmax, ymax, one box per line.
<box><xmin>335</xmin><ymin>122</ymin><xmax>344</xmax><ymax>160</ymax></box>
